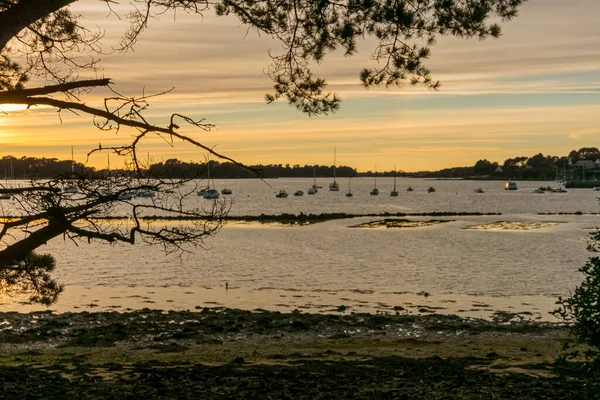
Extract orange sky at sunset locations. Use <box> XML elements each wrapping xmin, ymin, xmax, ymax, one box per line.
<box><xmin>1</xmin><ymin>0</ymin><xmax>599</xmax><ymax>172</ymax></box>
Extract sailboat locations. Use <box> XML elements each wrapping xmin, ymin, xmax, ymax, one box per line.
<box><xmin>308</xmin><ymin>164</ymin><xmax>318</xmax><ymax>194</ymax></box>
<box><xmin>99</xmin><ymin>154</ymin><xmax>115</xmax><ymax>196</ymax></box>
<box><xmin>63</xmin><ymin>147</ymin><xmax>78</xmax><ymax>194</ymax></box>
<box><xmin>370</xmin><ymin>165</ymin><xmax>379</xmax><ymax>196</ymax></box>
<box><xmin>390</xmin><ymin>165</ymin><xmax>398</xmax><ymax>196</ymax></box>
<box><xmin>329</xmin><ymin>148</ymin><xmax>339</xmax><ymax>191</ymax></box>
<box><xmin>0</xmin><ymin>161</ymin><xmax>11</xmax><ymax>199</ymax></box>
<box><xmin>197</xmin><ymin>159</ymin><xmax>219</xmax><ymax>199</ymax></box>
<box><xmin>346</xmin><ymin>177</ymin><xmax>353</xmax><ymax>197</ymax></box>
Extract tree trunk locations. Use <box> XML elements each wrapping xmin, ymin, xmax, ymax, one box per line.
<box><xmin>0</xmin><ymin>0</ymin><xmax>79</xmax><ymax>52</ymax></box>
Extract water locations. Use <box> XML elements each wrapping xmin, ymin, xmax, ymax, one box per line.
<box><xmin>1</xmin><ymin>178</ymin><xmax>599</xmax><ymax>319</ymax></box>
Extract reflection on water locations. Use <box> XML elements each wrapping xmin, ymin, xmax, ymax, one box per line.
<box><xmin>1</xmin><ymin>178</ymin><xmax>599</xmax><ymax>319</ymax></box>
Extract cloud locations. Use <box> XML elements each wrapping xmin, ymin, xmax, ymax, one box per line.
<box><xmin>4</xmin><ymin>0</ymin><xmax>599</xmax><ymax>172</ymax></box>
<box><xmin>569</xmin><ymin>128</ymin><xmax>600</xmax><ymax>141</ymax></box>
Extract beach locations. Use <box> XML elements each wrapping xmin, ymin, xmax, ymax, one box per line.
<box><xmin>1</xmin><ymin>308</ymin><xmax>598</xmax><ymax>399</ymax></box>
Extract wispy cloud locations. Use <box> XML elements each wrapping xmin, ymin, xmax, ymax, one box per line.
<box><xmin>2</xmin><ymin>0</ymin><xmax>599</xmax><ymax>171</ymax></box>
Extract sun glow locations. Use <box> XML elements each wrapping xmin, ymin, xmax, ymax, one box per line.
<box><xmin>0</xmin><ymin>104</ymin><xmax>29</xmax><ymax>113</ymax></box>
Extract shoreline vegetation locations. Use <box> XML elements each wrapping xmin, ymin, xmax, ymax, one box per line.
<box><xmin>2</xmin><ymin>147</ymin><xmax>600</xmax><ymax>181</ymax></box>
<box><xmin>0</xmin><ymin>308</ymin><xmax>598</xmax><ymax>399</ymax></box>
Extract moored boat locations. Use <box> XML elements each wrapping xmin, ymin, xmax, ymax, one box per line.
<box><xmin>346</xmin><ymin>177</ymin><xmax>353</xmax><ymax>197</ymax></box>
<box><xmin>390</xmin><ymin>165</ymin><xmax>398</xmax><ymax>196</ymax></box>
<box><xmin>505</xmin><ymin>180</ymin><xmax>517</xmax><ymax>190</ymax></box>
<box><xmin>203</xmin><ymin>189</ymin><xmax>220</xmax><ymax>199</ymax></box>
<box><xmin>276</xmin><ymin>190</ymin><xmax>288</xmax><ymax>198</ymax></box>
<box><xmin>329</xmin><ymin>148</ymin><xmax>339</xmax><ymax>191</ymax></box>
<box><xmin>370</xmin><ymin>165</ymin><xmax>379</xmax><ymax>195</ymax></box>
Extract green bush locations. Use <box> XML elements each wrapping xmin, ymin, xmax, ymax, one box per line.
<box><xmin>554</xmin><ymin>229</ymin><xmax>600</xmax><ymax>352</ymax></box>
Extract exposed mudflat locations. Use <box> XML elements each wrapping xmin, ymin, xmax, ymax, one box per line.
<box><xmin>348</xmin><ymin>219</ymin><xmax>453</xmax><ymax>229</ymax></box>
<box><xmin>0</xmin><ymin>308</ymin><xmax>598</xmax><ymax>399</ymax></box>
<box><xmin>464</xmin><ymin>221</ymin><xmax>564</xmax><ymax>230</ymax></box>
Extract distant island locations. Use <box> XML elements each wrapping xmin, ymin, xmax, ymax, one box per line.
<box><xmin>1</xmin><ymin>147</ymin><xmax>599</xmax><ymax>181</ymax></box>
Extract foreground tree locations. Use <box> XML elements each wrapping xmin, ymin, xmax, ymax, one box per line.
<box><xmin>0</xmin><ymin>0</ymin><xmax>526</xmax><ymax>302</ymax></box>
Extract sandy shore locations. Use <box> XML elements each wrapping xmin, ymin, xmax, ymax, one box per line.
<box><xmin>0</xmin><ymin>308</ymin><xmax>598</xmax><ymax>399</ymax></box>
<box><xmin>0</xmin><ymin>284</ymin><xmax>562</xmax><ymax>322</ymax></box>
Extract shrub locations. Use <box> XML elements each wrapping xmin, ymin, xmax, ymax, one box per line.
<box><xmin>553</xmin><ymin>229</ymin><xmax>600</xmax><ymax>352</ymax></box>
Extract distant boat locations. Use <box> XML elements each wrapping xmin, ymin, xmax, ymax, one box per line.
<box><xmin>370</xmin><ymin>166</ymin><xmax>379</xmax><ymax>195</ymax></box>
<box><xmin>505</xmin><ymin>180</ymin><xmax>517</xmax><ymax>190</ymax></box>
<box><xmin>594</xmin><ymin>187</ymin><xmax>600</xmax><ymax>191</ymax></box>
<box><xmin>197</xmin><ymin>159</ymin><xmax>218</xmax><ymax>196</ymax></box>
<box><xmin>203</xmin><ymin>189</ymin><xmax>220</xmax><ymax>199</ymax></box>
<box><xmin>406</xmin><ymin>186</ymin><xmax>414</xmax><ymax>192</ymax></box>
<box><xmin>276</xmin><ymin>190</ymin><xmax>289</xmax><ymax>198</ymax></box>
<box><xmin>428</xmin><ymin>187</ymin><xmax>435</xmax><ymax>193</ymax></box>
<box><xmin>474</xmin><ymin>188</ymin><xmax>484</xmax><ymax>193</ymax></box>
<box><xmin>221</xmin><ymin>188</ymin><xmax>233</xmax><ymax>195</ymax></box>
<box><xmin>310</xmin><ymin>164</ymin><xmax>319</xmax><ymax>193</ymax></box>
<box><xmin>346</xmin><ymin>177</ymin><xmax>353</xmax><ymax>197</ymax></box>
<box><xmin>63</xmin><ymin>146</ymin><xmax>78</xmax><ymax>194</ymax></box>
<box><xmin>294</xmin><ymin>190</ymin><xmax>304</xmax><ymax>196</ymax></box>
<box><xmin>329</xmin><ymin>148</ymin><xmax>339</xmax><ymax>191</ymax></box>
<box><xmin>390</xmin><ymin>165</ymin><xmax>398</xmax><ymax>196</ymax></box>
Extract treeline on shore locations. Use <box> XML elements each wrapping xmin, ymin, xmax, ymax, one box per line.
<box><xmin>414</xmin><ymin>146</ymin><xmax>600</xmax><ymax>180</ymax></box>
<box><xmin>1</xmin><ymin>146</ymin><xmax>599</xmax><ymax>180</ymax></box>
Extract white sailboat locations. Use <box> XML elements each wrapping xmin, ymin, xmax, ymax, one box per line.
<box><xmin>308</xmin><ymin>164</ymin><xmax>318</xmax><ymax>194</ymax></box>
<box><xmin>370</xmin><ymin>165</ymin><xmax>379</xmax><ymax>196</ymax></box>
<box><xmin>0</xmin><ymin>161</ymin><xmax>11</xmax><ymax>199</ymax></box>
<box><xmin>329</xmin><ymin>148</ymin><xmax>339</xmax><ymax>191</ymax></box>
<box><xmin>63</xmin><ymin>147</ymin><xmax>78</xmax><ymax>194</ymax></box>
<box><xmin>198</xmin><ymin>159</ymin><xmax>219</xmax><ymax>199</ymax></box>
<box><xmin>390</xmin><ymin>165</ymin><xmax>398</xmax><ymax>196</ymax></box>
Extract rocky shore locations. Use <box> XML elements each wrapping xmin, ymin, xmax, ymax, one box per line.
<box><xmin>0</xmin><ymin>308</ymin><xmax>598</xmax><ymax>399</ymax></box>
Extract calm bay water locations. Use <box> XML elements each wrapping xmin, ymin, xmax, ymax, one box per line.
<box><xmin>2</xmin><ymin>178</ymin><xmax>600</xmax><ymax>319</ymax></box>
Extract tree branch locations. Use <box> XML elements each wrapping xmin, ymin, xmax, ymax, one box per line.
<box><xmin>0</xmin><ymin>79</ymin><xmax>111</xmax><ymax>102</ymax></box>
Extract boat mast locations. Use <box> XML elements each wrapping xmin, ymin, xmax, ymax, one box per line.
<box><xmin>71</xmin><ymin>146</ymin><xmax>75</xmax><ymax>177</ymax></box>
<box><xmin>333</xmin><ymin>147</ymin><xmax>337</xmax><ymax>184</ymax></box>
<box><xmin>393</xmin><ymin>165</ymin><xmax>397</xmax><ymax>191</ymax></box>
<box><xmin>374</xmin><ymin>165</ymin><xmax>377</xmax><ymax>188</ymax></box>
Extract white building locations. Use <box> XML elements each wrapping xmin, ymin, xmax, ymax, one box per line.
<box><xmin>575</xmin><ymin>160</ymin><xmax>596</xmax><ymax>169</ymax></box>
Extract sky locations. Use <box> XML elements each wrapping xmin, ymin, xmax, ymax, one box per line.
<box><xmin>0</xmin><ymin>0</ymin><xmax>599</xmax><ymax>172</ymax></box>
